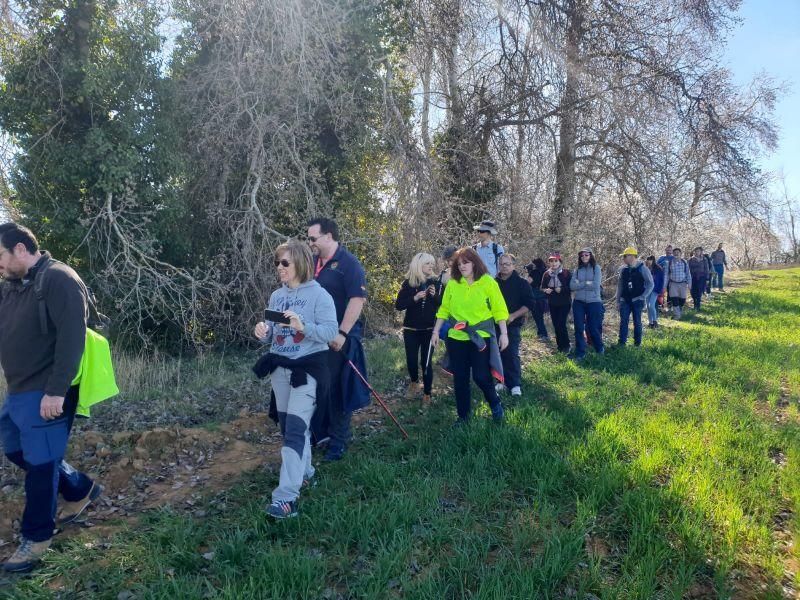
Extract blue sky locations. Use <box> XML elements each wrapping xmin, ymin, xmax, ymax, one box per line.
<box><xmin>725</xmin><ymin>0</ymin><xmax>800</xmax><ymax>201</ymax></box>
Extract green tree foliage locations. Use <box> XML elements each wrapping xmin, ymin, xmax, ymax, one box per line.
<box><xmin>0</xmin><ymin>0</ymin><xmax>183</xmax><ymax>266</ymax></box>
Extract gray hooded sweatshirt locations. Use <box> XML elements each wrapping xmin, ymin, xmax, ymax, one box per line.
<box><xmin>570</xmin><ymin>264</ymin><xmax>603</xmax><ymax>303</ymax></box>
<box><xmin>264</xmin><ymin>280</ymin><xmax>338</xmax><ymax>360</ymax></box>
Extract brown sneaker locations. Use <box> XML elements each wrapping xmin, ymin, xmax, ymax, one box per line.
<box><xmin>58</xmin><ymin>482</ymin><xmax>104</xmax><ymax>526</ymax></box>
<box><xmin>405</xmin><ymin>382</ymin><xmax>421</xmax><ymax>399</ymax></box>
<box><xmin>422</xmin><ymin>394</ymin><xmax>432</xmax><ymax>404</ymax></box>
<box><xmin>3</xmin><ymin>537</ymin><xmax>52</xmax><ymax>573</ymax></box>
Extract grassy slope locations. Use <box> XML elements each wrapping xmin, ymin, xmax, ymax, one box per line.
<box><xmin>5</xmin><ymin>269</ymin><xmax>800</xmax><ymax>599</ymax></box>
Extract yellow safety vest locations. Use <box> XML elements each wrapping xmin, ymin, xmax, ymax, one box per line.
<box><xmin>71</xmin><ymin>329</ymin><xmax>120</xmax><ymax>417</ymax></box>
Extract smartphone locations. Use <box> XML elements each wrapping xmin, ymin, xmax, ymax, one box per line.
<box><xmin>264</xmin><ymin>309</ymin><xmax>292</xmax><ymax>325</ymax></box>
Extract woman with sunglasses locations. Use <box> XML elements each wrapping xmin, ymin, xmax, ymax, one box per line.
<box><xmin>395</xmin><ymin>253</ymin><xmax>442</xmax><ymax>403</ymax></box>
<box><xmin>253</xmin><ymin>240</ymin><xmax>338</xmax><ymax>519</ymax></box>
<box><xmin>569</xmin><ymin>248</ymin><xmax>605</xmax><ymax>359</ymax></box>
<box><xmin>431</xmin><ymin>247</ymin><xmax>509</xmax><ymax>425</ymax></box>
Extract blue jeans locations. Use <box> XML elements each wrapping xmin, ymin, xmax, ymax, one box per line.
<box><xmin>646</xmin><ymin>292</ymin><xmax>659</xmax><ymax>325</ymax></box>
<box><xmin>572</xmin><ymin>300</ymin><xmax>604</xmax><ymax>358</ymax></box>
<box><xmin>0</xmin><ymin>387</ymin><xmax>93</xmax><ymax>542</ymax></box>
<box><xmin>499</xmin><ymin>325</ymin><xmax>522</xmax><ymax>389</ymax></box>
<box><xmin>619</xmin><ymin>299</ymin><xmax>644</xmax><ymax>346</ymax></box>
<box><xmin>714</xmin><ymin>264</ymin><xmax>724</xmax><ymax>289</ymax></box>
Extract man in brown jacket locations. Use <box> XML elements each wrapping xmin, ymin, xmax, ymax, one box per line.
<box><xmin>0</xmin><ymin>223</ymin><xmax>102</xmax><ymax>573</ymax></box>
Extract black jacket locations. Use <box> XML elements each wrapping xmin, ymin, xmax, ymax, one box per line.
<box><xmin>253</xmin><ymin>350</ymin><xmax>331</xmax><ymax>444</ymax></box>
<box><xmin>496</xmin><ymin>271</ymin><xmax>535</xmax><ymax>327</ymax></box>
<box><xmin>0</xmin><ymin>253</ymin><xmax>88</xmax><ymax>396</ymax></box>
<box><xmin>540</xmin><ymin>269</ymin><xmax>572</xmax><ymax>308</ymax></box>
<box><xmin>395</xmin><ymin>278</ymin><xmax>443</xmax><ymax>329</ymax></box>
<box><xmin>526</xmin><ymin>264</ymin><xmax>547</xmax><ymax>299</ymax></box>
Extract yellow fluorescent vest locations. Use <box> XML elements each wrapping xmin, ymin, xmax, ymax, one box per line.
<box><xmin>436</xmin><ymin>274</ymin><xmax>509</xmax><ymax>340</ymax></box>
<box><xmin>71</xmin><ymin>329</ymin><xmax>120</xmax><ymax>417</ymax></box>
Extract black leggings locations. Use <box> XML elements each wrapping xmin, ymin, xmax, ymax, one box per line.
<box><xmin>549</xmin><ymin>304</ymin><xmax>571</xmax><ymax>352</ymax></box>
<box><xmin>445</xmin><ymin>337</ymin><xmax>501</xmax><ymax>419</ymax></box>
<box><xmin>403</xmin><ymin>329</ymin><xmax>434</xmax><ymax>394</ymax></box>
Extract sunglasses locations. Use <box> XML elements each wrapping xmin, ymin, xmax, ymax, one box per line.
<box><xmin>274</xmin><ymin>259</ymin><xmax>292</xmax><ymax>268</ymax></box>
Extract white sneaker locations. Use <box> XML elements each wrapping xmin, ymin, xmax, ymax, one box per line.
<box><xmin>511</xmin><ymin>386</ymin><xmax>522</xmax><ymax>396</ymax></box>
<box><xmin>495</xmin><ymin>383</ymin><xmax>505</xmax><ymax>393</ymax></box>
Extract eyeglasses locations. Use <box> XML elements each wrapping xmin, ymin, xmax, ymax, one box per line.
<box><xmin>274</xmin><ymin>259</ymin><xmax>292</xmax><ymax>268</ymax></box>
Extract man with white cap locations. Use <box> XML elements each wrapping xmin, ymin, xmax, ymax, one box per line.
<box><xmin>616</xmin><ymin>247</ymin><xmax>653</xmax><ymax>347</ymax></box>
<box><xmin>472</xmin><ymin>220</ymin><xmax>504</xmax><ymax>277</ymax></box>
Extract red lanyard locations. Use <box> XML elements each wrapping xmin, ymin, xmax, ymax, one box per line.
<box><xmin>314</xmin><ymin>257</ymin><xmax>328</xmax><ymax>278</ymax></box>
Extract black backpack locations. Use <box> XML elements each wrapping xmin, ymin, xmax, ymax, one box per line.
<box><xmin>620</xmin><ymin>263</ymin><xmax>646</xmax><ymax>299</ymax></box>
<box><xmin>34</xmin><ymin>257</ymin><xmax>111</xmax><ymax>336</ymax></box>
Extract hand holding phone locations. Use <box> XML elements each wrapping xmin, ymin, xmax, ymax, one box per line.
<box><xmin>264</xmin><ymin>309</ymin><xmax>292</xmax><ymax>325</ymax></box>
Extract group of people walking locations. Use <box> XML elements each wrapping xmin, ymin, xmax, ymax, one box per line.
<box><xmin>392</xmin><ymin>223</ymin><xmax>731</xmax><ymax>437</ymax></box>
<box><xmin>0</xmin><ymin>216</ymin><xmax>731</xmax><ymax>573</ymax></box>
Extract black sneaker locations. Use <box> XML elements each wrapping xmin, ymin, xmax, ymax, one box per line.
<box><xmin>266</xmin><ymin>499</ymin><xmax>298</xmax><ymax>519</ymax></box>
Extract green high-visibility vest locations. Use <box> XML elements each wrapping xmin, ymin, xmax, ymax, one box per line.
<box><xmin>71</xmin><ymin>329</ymin><xmax>120</xmax><ymax>417</ymax></box>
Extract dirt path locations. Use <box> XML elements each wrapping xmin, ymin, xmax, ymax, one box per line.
<box><xmin>0</xmin><ymin>396</ymin><xmax>407</xmax><ymax>561</ymax></box>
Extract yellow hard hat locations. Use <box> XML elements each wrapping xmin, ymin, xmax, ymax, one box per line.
<box><xmin>620</xmin><ymin>247</ymin><xmax>638</xmax><ymax>257</ymax></box>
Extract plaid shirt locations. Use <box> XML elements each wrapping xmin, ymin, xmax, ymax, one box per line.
<box><xmin>667</xmin><ymin>258</ymin><xmax>690</xmax><ymax>283</ymax></box>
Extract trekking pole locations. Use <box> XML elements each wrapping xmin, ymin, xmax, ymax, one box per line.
<box><xmin>425</xmin><ymin>342</ymin><xmax>435</xmax><ymax>371</ymax></box>
<box><xmin>346</xmin><ymin>360</ymin><xmax>409</xmax><ymax>440</ymax></box>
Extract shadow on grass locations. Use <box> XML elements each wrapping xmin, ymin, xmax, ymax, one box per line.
<box><xmin>5</xmin><ymin>274</ymin><xmax>798</xmax><ymax>598</ymax></box>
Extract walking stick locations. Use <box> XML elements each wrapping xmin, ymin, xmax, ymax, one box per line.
<box><xmin>346</xmin><ymin>360</ymin><xmax>409</xmax><ymax>439</ymax></box>
<box><xmin>425</xmin><ymin>342</ymin><xmax>435</xmax><ymax>371</ymax></box>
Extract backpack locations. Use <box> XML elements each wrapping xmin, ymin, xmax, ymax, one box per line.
<box><xmin>34</xmin><ymin>257</ymin><xmax>111</xmax><ymax>336</ymax></box>
<box><xmin>473</xmin><ymin>242</ymin><xmax>501</xmax><ymax>272</ymax></box>
<box><xmin>620</xmin><ymin>263</ymin><xmax>646</xmax><ymax>300</ymax></box>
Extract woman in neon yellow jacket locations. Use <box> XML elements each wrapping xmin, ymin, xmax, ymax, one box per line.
<box><xmin>432</xmin><ymin>247</ymin><xmax>509</xmax><ymax>424</ymax></box>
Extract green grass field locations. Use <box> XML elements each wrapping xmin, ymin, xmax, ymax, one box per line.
<box><xmin>5</xmin><ymin>269</ymin><xmax>800</xmax><ymax>599</ymax></box>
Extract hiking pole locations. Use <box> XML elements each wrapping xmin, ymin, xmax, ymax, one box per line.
<box><xmin>346</xmin><ymin>360</ymin><xmax>409</xmax><ymax>439</ymax></box>
<box><xmin>425</xmin><ymin>342</ymin><xmax>435</xmax><ymax>370</ymax></box>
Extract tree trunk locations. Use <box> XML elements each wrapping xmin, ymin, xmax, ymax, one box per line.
<box><xmin>420</xmin><ymin>46</ymin><xmax>433</xmax><ymax>155</ymax></box>
<box><xmin>549</xmin><ymin>0</ymin><xmax>582</xmax><ymax>246</ymax></box>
